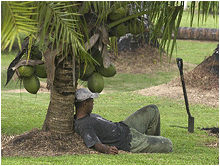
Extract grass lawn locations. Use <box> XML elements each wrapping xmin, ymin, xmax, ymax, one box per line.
<box><xmin>1</xmin><ymin>92</ymin><xmax>219</xmax><ymax>165</ymax></box>
<box><xmin>172</xmin><ymin>40</ymin><xmax>218</xmax><ymax>65</ymax></box>
<box><xmin>180</xmin><ymin>10</ymin><xmax>219</xmax><ymax>29</ymax></box>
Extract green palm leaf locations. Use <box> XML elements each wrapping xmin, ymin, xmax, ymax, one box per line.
<box><xmin>37</xmin><ymin>2</ymin><xmax>87</xmax><ymax>58</ymax></box>
<box><xmin>1</xmin><ymin>1</ymin><xmax>37</xmax><ymax>51</ymax></box>
<box><xmin>1</xmin><ymin>1</ymin><xmax>218</xmax><ymax>59</ymax></box>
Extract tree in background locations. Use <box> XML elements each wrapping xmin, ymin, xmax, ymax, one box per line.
<box><xmin>1</xmin><ymin>1</ymin><xmax>218</xmax><ymax>135</ymax></box>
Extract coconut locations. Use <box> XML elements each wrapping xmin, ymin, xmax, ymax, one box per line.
<box><xmin>108</xmin><ymin>7</ymin><xmax>127</xmax><ymax>21</ymax></box>
<box><xmin>23</xmin><ymin>74</ymin><xmax>40</xmax><ymax>94</ymax></box>
<box><xmin>97</xmin><ymin>63</ymin><xmax>116</xmax><ymax>77</ymax></box>
<box><xmin>18</xmin><ymin>66</ymin><xmax>34</xmax><ymax>77</ymax></box>
<box><xmin>35</xmin><ymin>64</ymin><xmax>47</xmax><ymax>78</ymax></box>
<box><xmin>80</xmin><ymin>63</ymin><xmax>95</xmax><ymax>81</ymax></box>
<box><xmin>88</xmin><ymin>72</ymin><xmax>104</xmax><ymax>93</ymax></box>
<box><xmin>116</xmin><ymin>23</ymin><xmax>128</xmax><ymax>37</ymax></box>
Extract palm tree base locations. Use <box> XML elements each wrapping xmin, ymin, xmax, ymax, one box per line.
<box><xmin>1</xmin><ymin>128</ymin><xmax>99</xmax><ymax>157</ymax></box>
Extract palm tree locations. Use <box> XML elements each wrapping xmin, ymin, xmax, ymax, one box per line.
<box><xmin>1</xmin><ymin>1</ymin><xmax>218</xmax><ymax>135</ymax></box>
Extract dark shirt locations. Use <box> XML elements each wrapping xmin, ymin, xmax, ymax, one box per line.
<box><xmin>74</xmin><ymin>113</ymin><xmax>132</xmax><ymax>151</ymax></box>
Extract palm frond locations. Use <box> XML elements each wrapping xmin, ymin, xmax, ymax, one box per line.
<box><xmin>192</xmin><ymin>1</ymin><xmax>219</xmax><ymax>27</ymax></box>
<box><xmin>144</xmin><ymin>2</ymin><xmax>184</xmax><ymax>57</ymax></box>
<box><xmin>2</xmin><ymin>1</ymin><xmax>218</xmax><ymax>60</ymax></box>
<box><xmin>1</xmin><ymin>1</ymin><xmax>37</xmax><ymax>51</ymax></box>
<box><xmin>37</xmin><ymin>2</ymin><xmax>87</xmax><ymax>58</ymax></box>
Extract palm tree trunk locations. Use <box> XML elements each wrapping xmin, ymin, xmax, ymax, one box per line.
<box><xmin>177</xmin><ymin>27</ymin><xmax>219</xmax><ymax>41</ymax></box>
<box><xmin>42</xmin><ymin>54</ymin><xmax>76</xmax><ymax>134</ymax></box>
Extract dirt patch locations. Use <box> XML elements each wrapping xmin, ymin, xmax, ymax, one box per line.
<box><xmin>1</xmin><ymin>128</ymin><xmax>98</xmax><ymax>157</ymax></box>
<box><xmin>167</xmin><ymin>50</ymin><xmax>219</xmax><ymax>91</ymax></box>
<box><xmin>1</xmin><ymin>128</ymin><xmax>129</xmax><ymax>157</ymax></box>
<box><xmin>135</xmin><ymin>83</ymin><xmax>219</xmax><ymax>108</ymax></box>
<box><xmin>2</xmin><ymin>88</ymin><xmax>50</xmax><ymax>94</ymax></box>
<box><xmin>111</xmin><ymin>44</ymin><xmax>181</xmax><ymax>74</ymax></box>
<box><xmin>112</xmin><ymin>43</ymin><xmax>219</xmax><ymax>108</ymax></box>
<box><xmin>130</xmin><ymin>44</ymin><xmax>219</xmax><ymax>108</ymax></box>
<box><xmin>201</xmin><ymin>127</ymin><xmax>219</xmax><ymax>147</ymax></box>
<box><xmin>183</xmin><ymin>53</ymin><xmax>219</xmax><ymax>91</ymax></box>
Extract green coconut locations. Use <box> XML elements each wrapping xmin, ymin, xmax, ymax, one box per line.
<box><xmin>18</xmin><ymin>65</ymin><xmax>34</xmax><ymax>77</ymax></box>
<box><xmin>23</xmin><ymin>74</ymin><xmax>40</xmax><ymax>94</ymax></box>
<box><xmin>35</xmin><ymin>64</ymin><xmax>47</xmax><ymax>78</ymax></box>
<box><xmin>88</xmin><ymin>72</ymin><xmax>104</xmax><ymax>93</ymax></box>
<box><xmin>80</xmin><ymin>63</ymin><xmax>95</xmax><ymax>81</ymax></box>
<box><xmin>109</xmin><ymin>7</ymin><xmax>127</xmax><ymax>21</ymax></box>
<box><xmin>97</xmin><ymin>63</ymin><xmax>116</xmax><ymax>77</ymax></box>
<box><xmin>116</xmin><ymin>23</ymin><xmax>128</xmax><ymax>37</ymax></box>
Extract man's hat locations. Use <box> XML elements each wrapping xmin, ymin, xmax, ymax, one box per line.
<box><xmin>75</xmin><ymin>88</ymin><xmax>99</xmax><ymax>102</ymax></box>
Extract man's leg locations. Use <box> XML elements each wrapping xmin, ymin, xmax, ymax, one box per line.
<box><xmin>123</xmin><ymin>104</ymin><xmax>172</xmax><ymax>153</ymax></box>
<box><xmin>123</xmin><ymin>104</ymin><xmax>160</xmax><ymax>136</ymax></box>
<box><xmin>129</xmin><ymin>127</ymin><xmax>173</xmax><ymax>153</ymax></box>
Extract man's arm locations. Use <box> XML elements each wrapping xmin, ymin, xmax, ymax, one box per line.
<box><xmin>94</xmin><ymin>143</ymin><xmax>118</xmax><ymax>154</ymax></box>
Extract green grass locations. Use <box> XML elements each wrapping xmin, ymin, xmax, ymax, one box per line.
<box><xmin>1</xmin><ymin>50</ymin><xmax>18</xmax><ymax>67</ymax></box>
<box><xmin>172</xmin><ymin>40</ymin><xmax>218</xmax><ymax>65</ymax></box>
<box><xmin>1</xmin><ymin>92</ymin><xmax>219</xmax><ymax>165</ymax></box>
<box><xmin>1</xmin><ymin>93</ymin><xmax>49</xmax><ymax>135</ymax></box>
<box><xmin>180</xmin><ymin>10</ymin><xmax>219</xmax><ymax>29</ymax></box>
<box><xmin>79</xmin><ymin>71</ymin><xmax>178</xmax><ymax>93</ymax></box>
<box><xmin>1</xmin><ymin>50</ymin><xmax>22</xmax><ymax>90</ymax></box>
<box><xmin>1</xmin><ymin>149</ymin><xmax>219</xmax><ymax>165</ymax></box>
<box><xmin>103</xmin><ymin>72</ymin><xmax>177</xmax><ymax>92</ymax></box>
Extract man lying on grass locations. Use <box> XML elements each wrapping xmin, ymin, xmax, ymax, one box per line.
<box><xmin>74</xmin><ymin>88</ymin><xmax>173</xmax><ymax>154</ymax></box>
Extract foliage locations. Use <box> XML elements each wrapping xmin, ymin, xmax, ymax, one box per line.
<box><xmin>190</xmin><ymin>1</ymin><xmax>219</xmax><ymax>27</ymax></box>
<box><xmin>1</xmin><ymin>1</ymin><xmax>38</xmax><ymax>51</ymax></box>
<box><xmin>148</xmin><ymin>2</ymin><xmax>184</xmax><ymax>56</ymax></box>
<box><xmin>1</xmin><ymin>1</ymin><xmax>218</xmax><ymax>58</ymax></box>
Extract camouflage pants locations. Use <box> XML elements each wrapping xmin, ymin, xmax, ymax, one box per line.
<box><xmin>123</xmin><ymin>104</ymin><xmax>173</xmax><ymax>153</ymax></box>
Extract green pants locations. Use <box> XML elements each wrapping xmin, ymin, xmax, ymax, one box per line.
<box><xmin>123</xmin><ymin>105</ymin><xmax>173</xmax><ymax>153</ymax></box>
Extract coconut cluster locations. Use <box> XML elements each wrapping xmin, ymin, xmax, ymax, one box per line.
<box><xmin>79</xmin><ymin>47</ymin><xmax>116</xmax><ymax>93</ymax></box>
<box><xmin>78</xmin><ymin>5</ymin><xmax>146</xmax><ymax>93</ymax></box>
<box><xmin>108</xmin><ymin>6</ymin><xmax>145</xmax><ymax>37</ymax></box>
<box><xmin>17</xmin><ymin>47</ymin><xmax>47</xmax><ymax>94</ymax></box>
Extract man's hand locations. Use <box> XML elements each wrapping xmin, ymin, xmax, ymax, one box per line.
<box><xmin>106</xmin><ymin>146</ymin><xmax>118</xmax><ymax>154</ymax></box>
<box><xmin>94</xmin><ymin>143</ymin><xmax>118</xmax><ymax>155</ymax></box>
